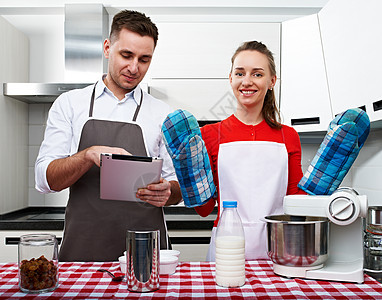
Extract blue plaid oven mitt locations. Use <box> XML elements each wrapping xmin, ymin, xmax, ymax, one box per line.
<box><xmin>298</xmin><ymin>108</ymin><xmax>370</xmax><ymax>195</ymax></box>
<box><xmin>162</xmin><ymin>109</ymin><xmax>217</xmax><ymax>207</ymax></box>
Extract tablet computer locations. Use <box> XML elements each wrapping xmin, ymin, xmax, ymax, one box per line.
<box><xmin>100</xmin><ymin>153</ymin><xmax>163</xmax><ymax>201</ymax></box>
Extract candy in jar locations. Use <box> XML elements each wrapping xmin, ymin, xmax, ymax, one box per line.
<box><xmin>18</xmin><ymin>234</ymin><xmax>59</xmax><ymax>293</ymax></box>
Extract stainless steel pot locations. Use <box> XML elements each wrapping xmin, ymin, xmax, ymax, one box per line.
<box><xmin>264</xmin><ymin>215</ymin><xmax>329</xmax><ymax>267</ymax></box>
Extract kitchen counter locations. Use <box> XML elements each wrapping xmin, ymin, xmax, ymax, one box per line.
<box><xmin>0</xmin><ymin>206</ymin><xmax>216</xmax><ymax>262</ymax></box>
<box><xmin>1</xmin><ymin>261</ymin><xmax>381</xmax><ymax>299</ymax></box>
<box><xmin>0</xmin><ymin>206</ymin><xmax>216</xmax><ymax>231</ymax></box>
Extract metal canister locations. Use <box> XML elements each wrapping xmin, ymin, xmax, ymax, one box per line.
<box><xmin>126</xmin><ymin>230</ymin><xmax>160</xmax><ymax>292</ymax></box>
<box><xmin>364</xmin><ymin>206</ymin><xmax>382</xmax><ymax>280</ymax></box>
<box><xmin>18</xmin><ymin>234</ymin><xmax>59</xmax><ymax>293</ymax></box>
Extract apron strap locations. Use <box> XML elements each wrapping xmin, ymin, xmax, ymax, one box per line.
<box><xmin>132</xmin><ymin>89</ymin><xmax>143</xmax><ymax>122</ymax></box>
<box><xmin>281</xmin><ymin>127</ymin><xmax>285</xmax><ymax>143</ymax></box>
<box><xmin>89</xmin><ymin>82</ymin><xmax>144</xmax><ymax>122</ymax></box>
<box><xmin>218</xmin><ymin>122</ymin><xmax>222</xmax><ymax>144</ymax></box>
<box><xmin>89</xmin><ymin>83</ymin><xmax>97</xmax><ymax>118</ymax></box>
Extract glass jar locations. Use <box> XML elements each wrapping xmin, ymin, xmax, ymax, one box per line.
<box><xmin>18</xmin><ymin>234</ymin><xmax>59</xmax><ymax>293</ymax></box>
<box><xmin>364</xmin><ymin>206</ymin><xmax>382</xmax><ymax>282</ymax></box>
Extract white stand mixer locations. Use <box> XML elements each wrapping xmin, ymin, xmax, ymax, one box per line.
<box><xmin>276</xmin><ymin>188</ymin><xmax>367</xmax><ymax>283</ymax></box>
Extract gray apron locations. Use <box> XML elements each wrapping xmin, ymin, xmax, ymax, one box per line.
<box><xmin>59</xmin><ymin>83</ymin><xmax>169</xmax><ymax>262</ymax></box>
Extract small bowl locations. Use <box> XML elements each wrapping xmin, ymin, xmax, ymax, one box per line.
<box><xmin>119</xmin><ymin>255</ymin><xmax>126</xmax><ymax>274</ymax></box>
<box><xmin>160</xmin><ymin>249</ymin><xmax>180</xmax><ymax>258</ymax></box>
<box><xmin>160</xmin><ymin>255</ymin><xmax>178</xmax><ymax>275</ymax></box>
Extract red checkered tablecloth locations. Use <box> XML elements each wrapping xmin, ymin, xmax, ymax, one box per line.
<box><xmin>1</xmin><ymin>261</ymin><xmax>381</xmax><ymax>299</ymax></box>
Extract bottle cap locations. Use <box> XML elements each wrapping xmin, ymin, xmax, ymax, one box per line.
<box><xmin>223</xmin><ymin>201</ymin><xmax>237</xmax><ymax>208</ymax></box>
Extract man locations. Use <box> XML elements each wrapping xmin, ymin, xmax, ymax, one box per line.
<box><xmin>35</xmin><ymin>10</ymin><xmax>182</xmax><ymax>262</ymax></box>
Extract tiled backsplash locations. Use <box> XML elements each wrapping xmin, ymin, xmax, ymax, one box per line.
<box><xmin>28</xmin><ymin>103</ymin><xmax>69</xmax><ymax>207</ymax></box>
<box><xmin>350</xmin><ymin>129</ymin><xmax>382</xmax><ymax>206</ymax></box>
<box><xmin>28</xmin><ymin>103</ymin><xmax>382</xmax><ymax>207</ymax></box>
<box><xmin>299</xmin><ymin>128</ymin><xmax>382</xmax><ymax>206</ymax></box>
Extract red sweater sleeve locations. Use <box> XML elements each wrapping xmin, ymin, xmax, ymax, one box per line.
<box><xmin>283</xmin><ymin>126</ymin><xmax>306</xmax><ymax>195</ymax></box>
<box><xmin>194</xmin><ymin>123</ymin><xmax>219</xmax><ymax>217</ymax></box>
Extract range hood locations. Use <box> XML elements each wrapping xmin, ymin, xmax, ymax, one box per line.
<box><xmin>3</xmin><ymin>83</ymin><xmax>92</xmax><ymax>103</ymax></box>
<box><xmin>3</xmin><ymin>4</ymin><xmax>108</xmax><ymax>103</ymax></box>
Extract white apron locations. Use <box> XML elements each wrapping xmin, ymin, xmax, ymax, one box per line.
<box><xmin>207</xmin><ymin>124</ymin><xmax>288</xmax><ymax>261</ymax></box>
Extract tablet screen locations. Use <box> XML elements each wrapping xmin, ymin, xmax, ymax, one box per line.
<box><xmin>100</xmin><ymin>153</ymin><xmax>163</xmax><ymax>201</ymax></box>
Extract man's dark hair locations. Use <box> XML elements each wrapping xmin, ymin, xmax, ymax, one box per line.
<box><xmin>110</xmin><ymin>10</ymin><xmax>159</xmax><ymax>47</ymax></box>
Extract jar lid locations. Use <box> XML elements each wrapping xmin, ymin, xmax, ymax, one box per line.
<box><xmin>19</xmin><ymin>234</ymin><xmax>57</xmax><ymax>245</ymax></box>
<box><xmin>223</xmin><ymin>201</ymin><xmax>237</xmax><ymax>208</ymax></box>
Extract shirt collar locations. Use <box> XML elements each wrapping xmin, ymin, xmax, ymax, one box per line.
<box><xmin>231</xmin><ymin>114</ymin><xmax>267</xmax><ymax>129</ymax></box>
<box><xmin>95</xmin><ymin>74</ymin><xmax>142</xmax><ymax>105</ymax></box>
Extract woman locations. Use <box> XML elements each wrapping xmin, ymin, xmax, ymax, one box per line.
<box><xmin>195</xmin><ymin>41</ymin><xmax>305</xmax><ymax>261</ymax></box>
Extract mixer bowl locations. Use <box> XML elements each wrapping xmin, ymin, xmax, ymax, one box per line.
<box><xmin>264</xmin><ymin>215</ymin><xmax>329</xmax><ymax>267</ymax></box>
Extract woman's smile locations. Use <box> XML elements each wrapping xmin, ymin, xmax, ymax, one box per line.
<box><xmin>240</xmin><ymin>89</ymin><xmax>257</xmax><ymax>96</ymax></box>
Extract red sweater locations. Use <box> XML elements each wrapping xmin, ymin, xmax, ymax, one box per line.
<box><xmin>195</xmin><ymin>115</ymin><xmax>305</xmax><ymax>226</ymax></box>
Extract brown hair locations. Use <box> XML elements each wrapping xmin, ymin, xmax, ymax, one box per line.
<box><xmin>231</xmin><ymin>41</ymin><xmax>282</xmax><ymax>129</ymax></box>
<box><xmin>109</xmin><ymin>10</ymin><xmax>159</xmax><ymax>47</ymax></box>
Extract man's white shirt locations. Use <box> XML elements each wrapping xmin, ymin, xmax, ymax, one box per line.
<box><xmin>35</xmin><ymin>76</ymin><xmax>177</xmax><ymax>193</ymax></box>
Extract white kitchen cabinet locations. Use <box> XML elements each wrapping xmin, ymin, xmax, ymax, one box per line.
<box><xmin>149</xmin><ymin>79</ymin><xmax>234</xmax><ymax>120</ymax></box>
<box><xmin>318</xmin><ymin>0</ymin><xmax>382</xmax><ymax>123</ymax></box>
<box><xmin>148</xmin><ymin>22</ymin><xmax>280</xmax><ymax>79</ymax></box>
<box><xmin>0</xmin><ymin>229</ymin><xmax>210</xmax><ymax>263</ymax></box>
<box><xmin>280</xmin><ymin>14</ymin><xmax>333</xmax><ymax>132</ymax></box>
<box><xmin>147</xmin><ymin>22</ymin><xmax>280</xmax><ymax>121</ymax></box>
<box><xmin>0</xmin><ymin>230</ymin><xmax>63</xmax><ymax>263</ymax></box>
<box><xmin>168</xmin><ymin>229</ymin><xmax>211</xmax><ymax>262</ymax></box>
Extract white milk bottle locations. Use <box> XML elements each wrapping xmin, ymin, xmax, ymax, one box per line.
<box><xmin>215</xmin><ymin>200</ymin><xmax>245</xmax><ymax>287</ymax></box>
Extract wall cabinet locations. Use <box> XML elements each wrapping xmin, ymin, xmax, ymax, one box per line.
<box><xmin>318</xmin><ymin>0</ymin><xmax>382</xmax><ymax>122</ymax></box>
<box><xmin>280</xmin><ymin>0</ymin><xmax>382</xmax><ymax>132</ymax></box>
<box><xmin>280</xmin><ymin>14</ymin><xmax>332</xmax><ymax>132</ymax></box>
<box><xmin>147</xmin><ymin>22</ymin><xmax>280</xmax><ymax>120</ymax></box>
<box><xmin>149</xmin><ymin>23</ymin><xmax>281</xmax><ymax>80</ymax></box>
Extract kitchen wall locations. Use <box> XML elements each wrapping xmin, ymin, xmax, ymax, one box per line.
<box><xmin>0</xmin><ymin>16</ymin><xmax>29</xmax><ymax>214</ymax></box>
<box><xmin>28</xmin><ymin>105</ymin><xmax>382</xmax><ymax>207</ymax></box>
<box><xmin>2</xmin><ymin>1</ymin><xmax>382</xmax><ymax>209</ymax></box>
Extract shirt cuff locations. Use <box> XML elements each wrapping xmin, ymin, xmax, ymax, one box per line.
<box><xmin>35</xmin><ymin>158</ymin><xmax>56</xmax><ymax>193</ymax></box>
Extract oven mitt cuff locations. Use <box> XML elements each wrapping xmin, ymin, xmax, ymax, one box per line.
<box><xmin>328</xmin><ymin>107</ymin><xmax>370</xmax><ymax>148</ymax></box>
<box><xmin>162</xmin><ymin>109</ymin><xmax>217</xmax><ymax>207</ymax></box>
<box><xmin>298</xmin><ymin>108</ymin><xmax>370</xmax><ymax>195</ymax></box>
